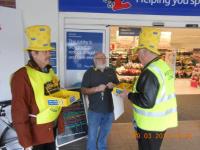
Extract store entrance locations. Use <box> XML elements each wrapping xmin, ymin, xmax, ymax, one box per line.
<box><xmin>109</xmin><ymin>26</ymin><xmax>200</xmax><ymax>95</ymax></box>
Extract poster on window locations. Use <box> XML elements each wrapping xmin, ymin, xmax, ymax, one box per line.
<box><xmin>66</xmin><ymin>32</ymin><xmax>103</xmax><ymax>70</ymax></box>
<box><xmin>65</xmin><ymin>30</ymin><xmax>105</xmax><ymax>89</ymax></box>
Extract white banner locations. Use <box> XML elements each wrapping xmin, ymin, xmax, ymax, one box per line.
<box><xmin>0</xmin><ymin>7</ymin><xmax>24</xmax><ymax>101</ymax></box>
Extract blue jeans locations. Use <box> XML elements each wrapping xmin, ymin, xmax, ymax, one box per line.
<box><xmin>87</xmin><ymin>110</ymin><xmax>114</xmax><ymax>150</ymax></box>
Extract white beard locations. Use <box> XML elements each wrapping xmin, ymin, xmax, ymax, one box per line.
<box><xmin>96</xmin><ymin>64</ymin><xmax>106</xmax><ymax>71</ymax></box>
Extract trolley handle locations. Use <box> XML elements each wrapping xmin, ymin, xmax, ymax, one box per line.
<box><xmin>0</xmin><ymin>100</ymin><xmax>11</xmax><ymax>116</ymax></box>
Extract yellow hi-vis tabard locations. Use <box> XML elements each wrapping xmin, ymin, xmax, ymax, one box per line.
<box><xmin>26</xmin><ymin>66</ymin><xmax>61</xmax><ymax>124</ymax></box>
<box><xmin>133</xmin><ymin>59</ymin><xmax>178</xmax><ymax>131</ymax></box>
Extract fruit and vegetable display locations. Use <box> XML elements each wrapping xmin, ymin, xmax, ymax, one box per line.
<box><xmin>116</xmin><ymin>62</ymin><xmax>143</xmax><ymax>83</ymax></box>
<box><xmin>191</xmin><ymin>63</ymin><xmax>200</xmax><ymax>88</ymax></box>
<box><xmin>116</xmin><ymin>62</ymin><xmax>142</xmax><ymax>76</ymax></box>
<box><xmin>176</xmin><ymin>52</ymin><xmax>194</xmax><ymax>78</ymax></box>
<box><xmin>117</xmin><ymin>75</ymin><xmax>138</xmax><ymax>84</ymax></box>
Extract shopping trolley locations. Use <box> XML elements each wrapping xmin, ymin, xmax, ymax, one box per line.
<box><xmin>0</xmin><ymin>100</ymin><xmax>23</xmax><ymax>150</ymax></box>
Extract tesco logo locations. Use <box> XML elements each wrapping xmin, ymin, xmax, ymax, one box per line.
<box><xmin>103</xmin><ymin>0</ymin><xmax>132</xmax><ymax>11</ymax></box>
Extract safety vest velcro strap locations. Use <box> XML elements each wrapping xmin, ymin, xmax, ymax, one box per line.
<box><xmin>133</xmin><ymin>107</ymin><xmax>177</xmax><ymax>117</ymax></box>
<box><xmin>156</xmin><ymin>93</ymin><xmax>176</xmax><ymax>104</ymax></box>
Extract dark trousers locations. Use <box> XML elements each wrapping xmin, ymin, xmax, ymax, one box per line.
<box><xmin>136</xmin><ymin>127</ymin><xmax>166</xmax><ymax>150</ymax></box>
<box><xmin>32</xmin><ymin>142</ymin><xmax>56</xmax><ymax>150</ymax></box>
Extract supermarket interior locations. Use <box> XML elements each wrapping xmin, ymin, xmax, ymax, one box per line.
<box><xmin>109</xmin><ymin>26</ymin><xmax>200</xmax><ymax>93</ymax></box>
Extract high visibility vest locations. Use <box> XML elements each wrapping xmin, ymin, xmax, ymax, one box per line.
<box><xmin>26</xmin><ymin>66</ymin><xmax>61</xmax><ymax>124</ymax></box>
<box><xmin>133</xmin><ymin>59</ymin><xmax>178</xmax><ymax>131</ymax></box>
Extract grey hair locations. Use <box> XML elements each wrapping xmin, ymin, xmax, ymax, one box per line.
<box><xmin>141</xmin><ymin>48</ymin><xmax>158</xmax><ymax>57</ymax></box>
<box><xmin>93</xmin><ymin>51</ymin><xmax>105</xmax><ymax>61</ymax></box>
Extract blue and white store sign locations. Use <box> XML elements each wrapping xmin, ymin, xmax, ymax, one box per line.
<box><xmin>59</xmin><ymin>0</ymin><xmax>200</xmax><ymax>16</ymax></box>
<box><xmin>50</xmin><ymin>42</ymin><xmax>57</xmax><ymax>73</ymax></box>
<box><xmin>66</xmin><ymin>32</ymin><xmax>103</xmax><ymax>70</ymax></box>
<box><xmin>65</xmin><ymin>31</ymin><xmax>104</xmax><ymax>89</ymax></box>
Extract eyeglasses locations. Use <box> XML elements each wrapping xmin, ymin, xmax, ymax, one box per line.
<box><xmin>95</xmin><ymin>58</ymin><xmax>108</xmax><ymax>60</ymax></box>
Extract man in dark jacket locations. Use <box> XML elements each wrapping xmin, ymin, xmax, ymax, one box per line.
<box><xmin>81</xmin><ymin>52</ymin><xmax>119</xmax><ymax>150</ymax></box>
<box><xmin>120</xmin><ymin>27</ymin><xmax>178</xmax><ymax>150</ymax></box>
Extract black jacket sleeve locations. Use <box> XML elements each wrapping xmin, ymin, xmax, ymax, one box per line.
<box><xmin>127</xmin><ymin>69</ymin><xmax>159</xmax><ymax>109</ymax></box>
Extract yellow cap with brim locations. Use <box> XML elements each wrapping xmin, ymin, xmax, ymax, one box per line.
<box><xmin>25</xmin><ymin>25</ymin><xmax>54</xmax><ymax>51</ymax></box>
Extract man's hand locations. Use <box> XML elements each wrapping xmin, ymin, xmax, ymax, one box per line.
<box><xmin>95</xmin><ymin>84</ymin><xmax>106</xmax><ymax>92</ymax></box>
<box><xmin>119</xmin><ymin>89</ymin><xmax>129</xmax><ymax>99</ymax></box>
<box><xmin>106</xmin><ymin>82</ymin><xmax>115</xmax><ymax>89</ymax></box>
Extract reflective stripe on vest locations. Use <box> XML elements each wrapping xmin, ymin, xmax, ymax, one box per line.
<box><xmin>148</xmin><ymin>64</ymin><xmax>165</xmax><ymax>101</ymax></box>
<box><xmin>133</xmin><ymin>107</ymin><xmax>177</xmax><ymax>117</ymax></box>
<box><xmin>156</xmin><ymin>93</ymin><xmax>176</xmax><ymax>105</ymax></box>
<box><xmin>26</xmin><ymin>66</ymin><xmax>61</xmax><ymax>124</ymax></box>
<box><xmin>148</xmin><ymin>64</ymin><xmax>176</xmax><ymax>105</ymax></box>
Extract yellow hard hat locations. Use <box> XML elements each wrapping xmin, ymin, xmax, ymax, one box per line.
<box><xmin>25</xmin><ymin>25</ymin><xmax>54</xmax><ymax>51</ymax></box>
<box><xmin>135</xmin><ymin>27</ymin><xmax>161</xmax><ymax>55</ymax></box>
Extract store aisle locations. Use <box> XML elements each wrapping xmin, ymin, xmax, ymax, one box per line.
<box><xmin>60</xmin><ymin>120</ymin><xmax>200</xmax><ymax>150</ymax></box>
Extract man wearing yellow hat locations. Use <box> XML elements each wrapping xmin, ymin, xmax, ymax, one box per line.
<box><xmin>120</xmin><ymin>27</ymin><xmax>178</xmax><ymax>150</ymax></box>
<box><xmin>11</xmin><ymin>25</ymin><xmax>64</xmax><ymax>150</ymax></box>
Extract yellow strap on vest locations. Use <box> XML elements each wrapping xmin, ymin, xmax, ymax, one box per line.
<box><xmin>148</xmin><ymin>63</ymin><xmax>176</xmax><ymax>105</ymax></box>
<box><xmin>26</xmin><ymin>66</ymin><xmax>61</xmax><ymax>124</ymax></box>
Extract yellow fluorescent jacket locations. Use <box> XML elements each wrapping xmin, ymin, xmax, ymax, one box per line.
<box><xmin>133</xmin><ymin>59</ymin><xmax>178</xmax><ymax>131</ymax></box>
<box><xmin>26</xmin><ymin>66</ymin><xmax>61</xmax><ymax>124</ymax></box>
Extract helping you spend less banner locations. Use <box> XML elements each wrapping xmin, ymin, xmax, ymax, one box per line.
<box><xmin>59</xmin><ymin>0</ymin><xmax>200</xmax><ymax>16</ymax></box>
<box><xmin>136</xmin><ymin>0</ymin><xmax>200</xmax><ymax>7</ymax></box>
